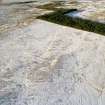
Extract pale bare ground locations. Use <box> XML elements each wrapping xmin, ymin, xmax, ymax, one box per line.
<box><xmin>0</xmin><ymin>0</ymin><xmax>105</xmax><ymax>105</ymax></box>
<box><xmin>0</xmin><ymin>19</ymin><xmax>105</xmax><ymax>105</ymax></box>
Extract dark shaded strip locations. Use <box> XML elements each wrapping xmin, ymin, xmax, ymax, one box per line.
<box><xmin>37</xmin><ymin>9</ymin><xmax>105</xmax><ymax>35</ymax></box>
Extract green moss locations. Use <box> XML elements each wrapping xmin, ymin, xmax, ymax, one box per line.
<box><xmin>37</xmin><ymin>9</ymin><xmax>105</xmax><ymax>35</ymax></box>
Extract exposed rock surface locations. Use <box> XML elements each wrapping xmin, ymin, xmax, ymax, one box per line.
<box><xmin>0</xmin><ymin>0</ymin><xmax>105</xmax><ymax>105</ymax></box>
<box><xmin>0</xmin><ymin>19</ymin><xmax>105</xmax><ymax>105</ymax></box>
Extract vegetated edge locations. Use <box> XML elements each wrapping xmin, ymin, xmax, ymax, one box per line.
<box><xmin>37</xmin><ymin>8</ymin><xmax>105</xmax><ymax>35</ymax></box>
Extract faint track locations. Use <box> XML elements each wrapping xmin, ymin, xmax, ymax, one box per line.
<box><xmin>0</xmin><ymin>0</ymin><xmax>37</xmax><ymax>6</ymax></box>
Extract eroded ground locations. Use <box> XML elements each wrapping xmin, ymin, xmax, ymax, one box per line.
<box><xmin>0</xmin><ymin>0</ymin><xmax>105</xmax><ymax>105</ymax></box>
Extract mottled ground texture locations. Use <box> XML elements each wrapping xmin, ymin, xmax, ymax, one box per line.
<box><xmin>0</xmin><ymin>0</ymin><xmax>105</xmax><ymax>105</ymax></box>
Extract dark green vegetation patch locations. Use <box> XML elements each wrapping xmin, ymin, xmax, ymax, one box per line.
<box><xmin>37</xmin><ymin>9</ymin><xmax>105</xmax><ymax>35</ymax></box>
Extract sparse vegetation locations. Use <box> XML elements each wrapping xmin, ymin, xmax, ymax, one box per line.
<box><xmin>36</xmin><ymin>1</ymin><xmax>65</xmax><ymax>10</ymax></box>
<box><xmin>37</xmin><ymin>9</ymin><xmax>105</xmax><ymax>35</ymax></box>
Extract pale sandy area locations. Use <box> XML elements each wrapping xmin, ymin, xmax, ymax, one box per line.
<box><xmin>0</xmin><ymin>0</ymin><xmax>105</xmax><ymax>105</ymax></box>
<box><xmin>0</xmin><ymin>19</ymin><xmax>105</xmax><ymax>105</ymax></box>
